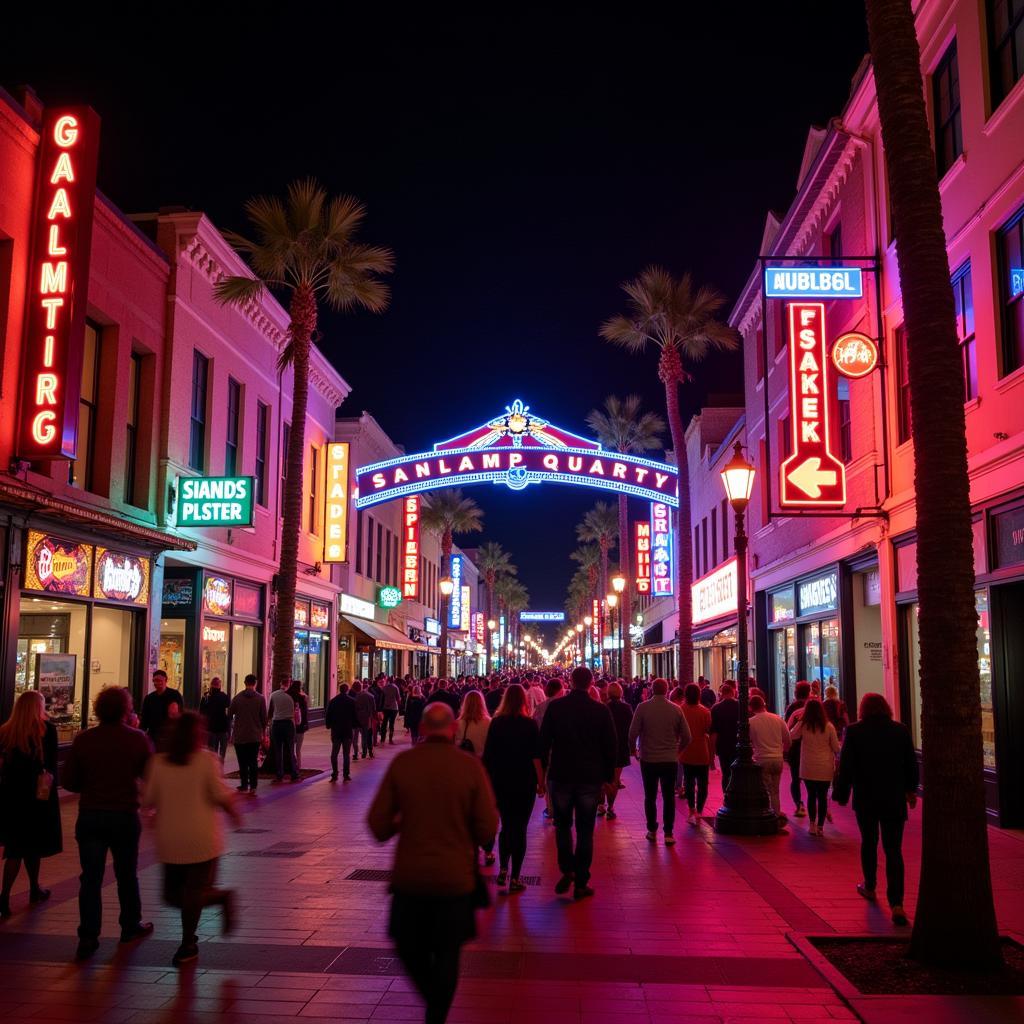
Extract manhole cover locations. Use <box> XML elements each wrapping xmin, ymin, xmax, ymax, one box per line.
<box><xmin>346</xmin><ymin>868</ymin><xmax>393</xmax><ymax>882</ymax></box>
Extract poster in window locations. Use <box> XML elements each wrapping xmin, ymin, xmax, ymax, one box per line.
<box><xmin>310</xmin><ymin>601</ymin><xmax>330</xmax><ymax>630</ymax></box>
<box><xmin>36</xmin><ymin>653</ymin><xmax>76</xmax><ymax>714</ymax></box>
<box><xmin>24</xmin><ymin>531</ymin><xmax>92</xmax><ymax>596</ymax></box>
<box><xmin>162</xmin><ymin>577</ymin><xmax>195</xmax><ymax>608</ymax></box>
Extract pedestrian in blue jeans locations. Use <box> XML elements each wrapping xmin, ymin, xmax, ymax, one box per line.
<box><xmin>538</xmin><ymin>667</ymin><xmax>617</xmax><ymax>900</ymax></box>
<box><xmin>62</xmin><ymin>687</ymin><xmax>154</xmax><ymax>961</ymax></box>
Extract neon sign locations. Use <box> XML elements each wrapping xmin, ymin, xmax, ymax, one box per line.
<box><xmin>764</xmin><ymin>266</ymin><xmax>863</xmax><ymax>298</ymax></box>
<box><xmin>324</xmin><ymin>443</ymin><xmax>350</xmax><ymax>562</ymax></box>
<box><xmin>449</xmin><ymin>554</ymin><xmax>463</xmax><ymax>629</ymax></box>
<box><xmin>474</xmin><ymin>612</ymin><xmax>485</xmax><ymax>645</ymax></box>
<box><xmin>354</xmin><ymin>401</ymin><xmax>678</xmax><ymax>509</ymax></box>
<box><xmin>592</xmin><ymin>598</ymin><xmax>601</xmax><ymax>664</ymax></box>
<box><xmin>520</xmin><ymin>611</ymin><xmax>566</xmax><ymax>621</ymax></box>
<box><xmin>831</xmin><ymin>331</ymin><xmax>878</xmax><ymax>379</ymax></box>
<box><xmin>650</xmin><ymin>502</ymin><xmax>674</xmax><ymax>597</ymax></box>
<box><xmin>780</xmin><ymin>303</ymin><xmax>847</xmax><ymax>508</ymax></box>
<box><xmin>1010</xmin><ymin>268</ymin><xmax>1024</xmax><ymax>299</ymax></box>
<box><xmin>177</xmin><ymin>476</ymin><xmax>254</xmax><ymax>526</ymax></box>
<box><xmin>401</xmin><ymin>496</ymin><xmax>420</xmax><ymax>599</ymax></box>
<box><xmin>692</xmin><ymin>557</ymin><xmax>737</xmax><ymax>626</ymax></box>
<box><xmin>460</xmin><ymin>585</ymin><xmax>471</xmax><ymax>632</ymax></box>
<box><xmin>378</xmin><ymin>585</ymin><xmax>402</xmax><ymax>609</ymax></box>
<box><xmin>19</xmin><ymin>107</ymin><xmax>101</xmax><ymax>460</ymax></box>
<box><xmin>635</xmin><ymin>521</ymin><xmax>652</xmax><ymax>594</ymax></box>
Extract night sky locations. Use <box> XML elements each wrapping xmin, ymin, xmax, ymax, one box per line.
<box><xmin>4</xmin><ymin>7</ymin><xmax>869</xmax><ymax>638</ymax></box>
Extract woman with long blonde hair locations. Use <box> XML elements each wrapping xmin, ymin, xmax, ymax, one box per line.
<box><xmin>455</xmin><ymin>689</ymin><xmax>495</xmax><ymax>865</ymax></box>
<box><xmin>0</xmin><ymin>690</ymin><xmax>62</xmax><ymax>917</ymax></box>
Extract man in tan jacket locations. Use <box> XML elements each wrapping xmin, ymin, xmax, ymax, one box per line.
<box><xmin>368</xmin><ymin>702</ymin><xmax>498</xmax><ymax>1024</ymax></box>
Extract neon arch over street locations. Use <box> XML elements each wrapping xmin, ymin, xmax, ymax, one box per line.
<box><xmin>354</xmin><ymin>400</ymin><xmax>679</xmax><ymax>509</ymax></box>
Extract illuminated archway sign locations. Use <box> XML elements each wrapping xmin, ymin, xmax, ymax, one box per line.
<box><xmin>354</xmin><ymin>400</ymin><xmax>679</xmax><ymax>509</ymax></box>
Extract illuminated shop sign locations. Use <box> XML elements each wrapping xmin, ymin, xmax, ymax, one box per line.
<box><xmin>340</xmin><ymin>592</ymin><xmax>375</xmax><ymax>619</ymax></box>
<box><xmin>94</xmin><ymin>548</ymin><xmax>150</xmax><ymax>605</ymax></box>
<box><xmin>1010</xmin><ymin>268</ymin><xmax>1024</xmax><ymax>299</ymax></box>
<box><xmin>324</xmin><ymin>443</ymin><xmax>350</xmax><ymax>562</ymax></box>
<box><xmin>202</xmin><ymin>625</ymin><xmax>227</xmax><ymax>643</ymax></box>
<box><xmin>177</xmin><ymin>476</ymin><xmax>255</xmax><ymax>527</ymax></box>
<box><xmin>449</xmin><ymin>554</ymin><xmax>464</xmax><ymax>629</ymax></box>
<box><xmin>692</xmin><ymin>557</ymin><xmax>737</xmax><ymax>626</ymax></box>
<box><xmin>780</xmin><ymin>303</ymin><xmax>847</xmax><ymax>508</ymax></box>
<box><xmin>203</xmin><ymin>576</ymin><xmax>232</xmax><ymax>616</ymax></box>
<box><xmin>402</xmin><ymin>496</ymin><xmax>420</xmax><ymax>599</ymax></box>
<box><xmin>460</xmin><ymin>585</ymin><xmax>471</xmax><ymax>632</ymax></box>
<box><xmin>310</xmin><ymin>601</ymin><xmax>330</xmax><ymax>629</ymax></box>
<box><xmin>635</xmin><ymin>521</ymin><xmax>652</xmax><ymax>594</ymax></box>
<box><xmin>520</xmin><ymin>611</ymin><xmax>566</xmax><ymax>621</ymax></box>
<box><xmin>798</xmin><ymin>571</ymin><xmax>839</xmax><ymax>616</ymax></box>
<box><xmin>474</xmin><ymin>612</ymin><xmax>485</xmax><ymax>644</ymax></box>
<box><xmin>591</xmin><ymin>599</ymin><xmax>601</xmax><ymax>659</ymax></box>
<box><xmin>294</xmin><ymin>601</ymin><xmax>310</xmax><ymax>628</ymax></box>
<box><xmin>764</xmin><ymin>266</ymin><xmax>863</xmax><ymax>299</ymax></box>
<box><xmin>23</xmin><ymin>531</ymin><xmax>92</xmax><ymax>596</ymax></box>
<box><xmin>424</xmin><ymin>616</ymin><xmax>441</xmax><ymax>636</ymax></box>
<box><xmin>831</xmin><ymin>331</ymin><xmax>879</xmax><ymax>379</ymax></box>
<box><xmin>650</xmin><ymin>502</ymin><xmax>674</xmax><ymax>597</ymax></box>
<box><xmin>378</xmin><ymin>586</ymin><xmax>402</xmax><ymax>609</ymax></box>
<box><xmin>18</xmin><ymin>108</ymin><xmax>101</xmax><ymax>461</ymax></box>
<box><xmin>354</xmin><ymin>400</ymin><xmax>678</xmax><ymax>509</ymax></box>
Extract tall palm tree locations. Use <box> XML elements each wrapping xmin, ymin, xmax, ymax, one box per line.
<box><xmin>215</xmin><ymin>180</ymin><xmax>393</xmax><ymax>689</ymax></box>
<box><xmin>600</xmin><ymin>270</ymin><xmax>739</xmax><ymax>685</ymax></box>
<box><xmin>565</xmin><ymin>568</ymin><xmax>592</xmax><ymax>663</ymax></box>
<box><xmin>421</xmin><ymin>489</ymin><xmax>484</xmax><ymax>678</ymax></box>
<box><xmin>475</xmin><ymin>541</ymin><xmax>517</xmax><ymax>672</ymax></box>
<box><xmin>587</xmin><ymin>395</ymin><xmax>666</xmax><ymax>681</ymax></box>
<box><xmin>570</xmin><ymin>544</ymin><xmax>601</xmax><ymax>665</ymax></box>
<box><xmin>496</xmin><ymin>577</ymin><xmax>529</xmax><ymax>668</ymax></box>
<box><xmin>866</xmin><ymin>0</ymin><xmax>999</xmax><ymax>968</ymax></box>
<box><xmin>577</xmin><ymin>502</ymin><xmax>620</xmax><ymax>672</ymax></box>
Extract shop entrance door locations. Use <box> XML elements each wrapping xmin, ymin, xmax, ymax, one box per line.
<box><xmin>991</xmin><ymin>581</ymin><xmax>1024</xmax><ymax>827</ymax></box>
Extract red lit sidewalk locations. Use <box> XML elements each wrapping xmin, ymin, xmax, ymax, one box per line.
<box><xmin>0</xmin><ymin>727</ymin><xmax>1020</xmax><ymax>1023</ymax></box>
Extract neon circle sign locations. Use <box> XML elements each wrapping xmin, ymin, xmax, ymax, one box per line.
<box><xmin>354</xmin><ymin>400</ymin><xmax>679</xmax><ymax>509</ymax></box>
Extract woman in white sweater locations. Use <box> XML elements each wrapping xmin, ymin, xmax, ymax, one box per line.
<box><xmin>144</xmin><ymin>712</ymin><xmax>241</xmax><ymax>966</ymax></box>
<box><xmin>456</xmin><ymin>689</ymin><xmax>495</xmax><ymax>864</ymax></box>
<box><xmin>789</xmin><ymin>698</ymin><xmax>841</xmax><ymax>836</ymax></box>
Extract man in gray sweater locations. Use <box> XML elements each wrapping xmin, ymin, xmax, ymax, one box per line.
<box><xmin>628</xmin><ymin>678</ymin><xmax>691</xmax><ymax>845</ymax></box>
<box><xmin>228</xmin><ymin>674</ymin><xmax>267</xmax><ymax>793</ymax></box>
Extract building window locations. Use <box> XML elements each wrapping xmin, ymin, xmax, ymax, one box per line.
<box><xmin>933</xmin><ymin>41</ymin><xmax>963</xmax><ymax>177</ymax></box>
<box><xmin>710</xmin><ymin>508</ymin><xmax>718</xmax><ymax>569</ymax></box>
<box><xmin>701</xmin><ymin>517</ymin><xmax>708</xmax><ymax>576</ymax></box>
<box><xmin>254</xmin><ymin>401</ymin><xmax>269</xmax><ymax>506</ymax></box>
<box><xmin>189</xmin><ymin>351</ymin><xmax>208</xmax><ymax>472</ymax></box>
<box><xmin>824</xmin><ymin>220</ymin><xmax>842</xmax><ymax>264</ymax></box>
<box><xmin>393</xmin><ymin>535</ymin><xmax>399</xmax><ymax>587</ymax></box>
<box><xmin>838</xmin><ymin>378</ymin><xmax>853</xmax><ymax>462</ymax></box>
<box><xmin>355</xmin><ymin>508</ymin><xmax>364</xmax><ymax>574</ymax></box>
<box><xmin>998</xmin><ymin>207</ymin><xmax>1024</xmax><ymax>375</ymax></box>
<box><xmin>225</xmin><ymin>378</ymin><xmax>241</xmax><ymax>476</ymax></box>
<box><xmin>988</xmin><ymin>0</ymin><xmax>1024</xmax><ymax>110</ymax></box>
<box><xmin>772</xmin><ymin>302</ymin><xmax>786</xmax><ymax>355</ymax></box>
<box><xmin>755</xmin><ymin>326</ymin><xmax>765</xmax><ymax>382</ymax></box>
<box><xmin>69</xmin><ymin>320</ymin><xmax>101</xmax><ymax>490</ymax></box>
<box><xmin>952</xmin><ymin>262</ymin><xmax>977</xmax><ymax>400</ymax></box>
<box><xmin>693</xmin><ymin>525</ymin><xmax>700</xmax><ymax>578</ymax></box>
<box><xmin>721</xmin><ymin>498</ymin><xmax>730</xmax><ymax>558</ymax></box>
<box><xmin>384</xmin><ymin>528</ymin><xmax>392</xmax><ymax>585</ymax></box>
<box><xmin>308</xmin><ymin>445</ymin><xmax>319</xmax><ymax>534</ymax></box>
<box><xmin>376</xmin><ymin>523</ymin><xmax>384</xmax><ymax>582</ymax></box>
<box><xmin>366</xmin><ymin>514</ymin><xmax>374</xmax><ymax>578</ymax></box>
<box><xmin>896</xmin><ymin>324</ymin><xmax>912</xmax><ymax>444</ymax></box>
<box><xmin>280</xmin><ymin>422</ymin><xmax>290</xmax><ymax>517</ymax></box>
<box><xmin>125</xmin><ymin>352</ymin><xmax>142</xmax><ymax>505</ymax></box>
<box><xmin>779</xmin><ymin>415</ymin><xmax>792</xmax><ymax>459</ymax></box>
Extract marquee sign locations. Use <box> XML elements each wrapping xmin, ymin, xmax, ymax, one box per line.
<box><xmin>651</xmin><ymin>502</ymin><xmax>674</xmax><ymax>597</ymax></box>
<box><xmin>780</xmin><ymin>303</ymin><xmax>847</xmax><ymax>508</ymax></box>
<box><xmin>19</xmin><ymin>108</ymin><xmax>101</xmax><ymax>461</ymax></box>
<box><xmin>402</xmin><ymin>496</ymin><xmax>420</xmax><ymax>599</ymax></box>
<box><xmin>448</xmin><ymin>554</ymin><xmax>464</xmax><ymax>629</ymax></box>
<box><xmin>692</xmin><ymin>557</ymin><xmax>737</xmax><ymax>626</ymax></box>
<box><xmin>764</xmin><ymin>266</ymin><xmax>863</xmax><ymax>299</ymax></box>
<box><xmin>324</xmin><ymin>442</ymin><xmax>350</xmax><ymax>562</ymax></box>
<box><xmin>635</xmin><ymin>521</ymin><xmax>652</xmax><ymax>594</ymax></box>
<box><xmin>24</xmin><ymin>531</ymin><xmax>92</xmax><ymax>597</ymax></box>
<box><xmin>354</xmin><ymin>400</ymin><xmax>678</xmax><ymax>508</ymax></box>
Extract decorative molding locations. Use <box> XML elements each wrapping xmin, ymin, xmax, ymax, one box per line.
<box><xmin>310</xmin><ymin>364</ymin><xmax>346</xmax><ymax>408</ymax></box>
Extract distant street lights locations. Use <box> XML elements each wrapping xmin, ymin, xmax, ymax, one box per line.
<box><xmin>439</xmin><ymin>575</ymin><xmax>454</xmax><ymax>678</ymax></box>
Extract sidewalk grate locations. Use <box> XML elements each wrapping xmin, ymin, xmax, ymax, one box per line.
<box><xmin>346</xmin><ymin>868</ymin><xmax>393</xmax><ymax>881</ymax></box>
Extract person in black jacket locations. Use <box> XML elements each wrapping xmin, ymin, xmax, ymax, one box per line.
<box><xmin>709</xmin><ymin>683</ymin><xmax>739</xmax><ymax>793</ymax></box>
<box><xmin>325</xmin><ymin>684</ymin><xmax>359</xmax><ymax>781</ymax></box>
<box><xmin>784</xmin><ymin>680</ymin><xmax>812</xmax><ymax>817</ymax></box>
<box><xmin>538</xmin><ymin>667</ymin><xmax>616</xmax><ymax>900</ymax></box>
<box><xmin>199</xmin><ymin>678</ymin><xmax>231</xmax><ymax>761</ymax></box>
<box><xmin>404</xmin><ymin>686</ymin><xmax>426</xmax><ymax>744</ymax></box>
<box><xmin>605</xmin><ymin>682</ymin><xmax>634</xmax><ymax>821</ymax></box>
<box><xmin>834</xmin><ymin>692</ymin><xmax>919</xmax><ymax>927</ymax></box>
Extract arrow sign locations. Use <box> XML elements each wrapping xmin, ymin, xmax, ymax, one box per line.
<box><xmin>779</xmin><ymin>303</ymin><xmax>847</xmax><ymax>508</ymax></box>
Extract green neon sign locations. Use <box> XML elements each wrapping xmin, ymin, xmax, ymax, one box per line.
<box><xmin>176</xmin><ymin>476</ymin><xmax>255</xmax><ymax>527</ymax></box>
<box><xmin>378</xmin><ymin>585</ymin><xmax>403</xmax><ymax>609</ymax></box>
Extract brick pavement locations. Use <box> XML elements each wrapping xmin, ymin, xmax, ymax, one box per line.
<box><xmin>0</xmin><ymin>727</ymin><xmax>1020</xmax><ymax>1024</ymax></box>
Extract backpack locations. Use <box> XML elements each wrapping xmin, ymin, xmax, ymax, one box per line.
<box><xmin>458</xmin><ymin>722</ymin><xmax>475</xmax><ymax>754</ymax></box>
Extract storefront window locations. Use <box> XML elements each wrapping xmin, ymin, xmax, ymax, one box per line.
<box><xmin>90</xmin><ymin>605</ymin><xmax>134</xmax><ymax>695</ymax></box>
<box><xmin>201</xmin><ymin>622</ymin><xmax>229</xmax><ymax>692</ymax></box>
<box><xmin>308</xmin><ymin>632</ymin><xmax>326</xmax><ymax>708</ymax></box>
<box><xmin>799</xmin><ymin>618</ymin><xmax>840</xmax><ymax>689</ymax></box>
<box><xmin>159</xmin><ymin>619</ymin><xmax>187</xmax><ymax>693</ymax></box>
<box><xmin>231</xmin><ymin>624</ymin><xmax>259</xmax><ymax>695</ymax></box>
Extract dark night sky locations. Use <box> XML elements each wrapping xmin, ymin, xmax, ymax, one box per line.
<box><xmin>4</xmin><ymin>6</ymin><xmax>869</xmax><ymax>637</ymax></box>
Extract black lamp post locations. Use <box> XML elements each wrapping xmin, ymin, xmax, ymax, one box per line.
<box><xmin>439</xmin><ymin>575</ymin><xmax>454</xmax><ymax>679</ymax></box>
<box><xmin>611</xmin><ymin>573</ymin><xmax>626</xmax><ymax>677</ymax></box>
<box><xmin>714</xmin><ymin>442</ymin><xmax>778</xmax><ymax>836</ymax></box>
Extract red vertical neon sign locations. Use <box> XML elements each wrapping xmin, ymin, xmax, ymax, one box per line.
<box><xmin>635</xmin><ymin>521</ymin><xmax>651</xmax><ymax>594</ymax></box>
<box><xmin>402</xmin><ymin>496</ymin><xmax>420</xmax><ymax>600</ymax></box>
<box><xmin>779</xmin><ymin>302</ymin><xmax>847</xmax><ymax>508</ymax></box>
<box><xmin>19</xmin><ymin>107</ymin><xmax>101</xmax><ymax>460</ymax></box>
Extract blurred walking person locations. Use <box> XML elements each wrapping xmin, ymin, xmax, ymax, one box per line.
<box><xmin>199</xmin><ymin>677</ymin><xmax>231</xmax><ymax>761</ymax></box>
<box><xmin>228</xmin><ymin>674</ymin><xmax>266</xmax><ymax>794</ymax></box>
<box><xmin>144</xmin><ymin>712</ymin><xmax>240</xmax><ymax>966</ymax></box>
<box><xmin>353</xmin><ymin>681</ymin><xmax>378</xmax><ymax>760</ymax></box>
<box><xmin>785</xmin><ymin>680</ymin><xmax>812</xmax><ymax>817</ymax></box>
<box><xmin>368</xmin><ymin>703</ymin><xmax>498</xmax><ymax>1024</ymax></box>
<box><xmin>789</xmin><ymin>698</ymin><xmax>841</xmax><ymax>836</ymax></box>
<box><xmin>678</xmin><ymin>682</ymin><xmax>713</xmax><ymax>826</ymax></box>
<box><xmin>381</xmin><ymin>677</ymin><xmax>402</xmax><ymax>743</ymax></box>
<box><xmin>288</xmin><ymin>681</ymin><xmax>309</xmax><ymax>770</ymax></box>
<box><xmin>404</xmin><ymin>685</ymin><xmax>426</xmax><ymax>744</ymax></box>
<box><xmin>709</xmin><ymin>682</ymin><xmax>739</xmax><ymax>796</ymax></box>
<box><xmin>0</xmin><ymin>691</ymin><xmax>62</xmax><ymax>918</ymax></box>
<box><xmin>605</xmin><ymin>681</ymin><xmax>633</xmax><ymax>820</ymax></box>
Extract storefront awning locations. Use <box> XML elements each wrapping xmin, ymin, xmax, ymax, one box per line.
<box><xmin>0</xmin><ymin>477</ymin><xmax>197</xmax><ymax>552</ymax></box>
<box><xmin>633</xmin><ymin>642</ymin><xmax>676</xmax><ymax>655</ymax></box>
<box><xmin>341</xmin><ymin>615</ymin><xmax>422</xmax><ymax>652</ymax></box>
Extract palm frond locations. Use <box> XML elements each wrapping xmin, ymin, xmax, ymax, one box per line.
<box><xmin>213</xmin><ymin>274</ymin><xmax>265</xmax><ymax>308</ymax></box>
<box><xmin>420</xmin><ymin>489</ymin><xmax>484</xmax><ymax>538</ymax></box>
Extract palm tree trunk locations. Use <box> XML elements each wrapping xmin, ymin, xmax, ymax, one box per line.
<box><xmin>440</xmin><ymin>531</ymin><xmax>452</xmax><ymax>679</ymax></box>
<box><xmin>485</xmin><ymin>577</ymin><xmax>494</xmax><ymax>674</ymax></box>
<box><xmin>618</xmin><ymin>492</ymin><xmax>632</xmax><ymax>679</ymax></box>
<box><xmin>866</xmin><ymin>0</ymin><xmax>1000</xmax><ymax>968</ymax></box>
<box><xmin>660</xmin><ymin>350</ymin><xmax>693</xmax><ymax>685</ymax></box>
<box><xmin>599</xmin><ymin>540</ymin><xmax>610</xmax><ymax>672</ymax></box>
<box><xmin>272</xmin><ymin>285</ymin><xmax>315</xmax><ymax>691</ymax></box>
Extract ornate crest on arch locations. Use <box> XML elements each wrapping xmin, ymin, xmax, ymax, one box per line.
<box><xmin>434</xmin><ymin>399</ymin><xmax>601</xmax><ymax>452</ymax></box>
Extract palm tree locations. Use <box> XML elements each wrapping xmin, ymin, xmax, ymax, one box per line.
<box><xmin>215</xmin><ymin>180</ymin><xmax>393</xmax><ymax>689</ymax></box>
<box><xmin>421</xmin><ymin>489</ymin><xmax>484</xmax><ymax>678</ymax></box>
<box><xmin>475</xmin><ymin>541</ymin><xmax>517</xmax><ymax>672</ymax></box>
<box><xmin>570</xmin><ymin>544</ymin><xmax>602</xmax><ymax>665</ymax></box>
<box><xmin>496</xmin><ymin>577</ymin><xmax>529</xmax><ymax>668</ymax></box>
<box><xmin>866</xmin><ymin>0</ymin><xmax>1000</xmax><ymax>968</ymax></box>
<box><xmin>577</xmin><ymin>502</ymin><xmax>620</xmax><ymax>673</ymax></box>
<box><xmin>600</xmin><ymin>270</ymin><xmax>739</xmax><ymax>685</ymax></box>
<box><xmin>565</xmin><ymin>568</ymin><xmax>592</xmax><ymax>663</ymax></box>
<box><xmin>587</xmin><ymin>395</ymin><xmax>666</xmax><ymax>680</ymax></box>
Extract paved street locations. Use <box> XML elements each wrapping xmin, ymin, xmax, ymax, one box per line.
<box><xmin>0</xmin><ymin>728</ymin><xmax>1021</xmax><ymax>1024</ymax></box>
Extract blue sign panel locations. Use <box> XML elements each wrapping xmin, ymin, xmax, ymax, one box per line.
<box><xmin>650</xmin><ymin>502</ymin><xmax>675</xmax><ymax>597</ymax></box>
<box><xmin>520</xmin><ymin>611</ymin><xmax>566</xmax><ymax>622</ymax></box>
<box><xmin>448</xmin><ymin>554</ymin><xmax>463</xmax><ymax>629</ymax></box>
<box><xmin>1011</xmin><ymin>268</ymin><xmax>1024</xmax><ymax>299</ymax></box>
<box><xmin>764</xmin><ymin>266</ymin><xmax>863</xmax><ymax>299</ymax></box>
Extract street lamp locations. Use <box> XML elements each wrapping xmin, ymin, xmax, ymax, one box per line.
<box><xmin>714</xmin><ymin>442</ymin><xmax>776</xmax><ymax>836</ymax></box>
<box><xmin>575</xmin><ymin>622</ymin><xmax>584</xmax><ymax>666</ymax></box>
<box><xmin>611</xmin><ymin>574</ymin><xmax>627</xmax><ymax>679</ymax></box>
<box><xmin>607</xmin><ymin>592</ymin><xmax>619</xmax><ymax>676</ymax></box>
<box><xmin>583</xmin><ymin>616</ymin><xmax>593</xmax><ymax>669</ymax></box>
<box><xmin>439</xmin><ymin>575</ymin><xmax>454</xmax><ymax>679</ymax></box>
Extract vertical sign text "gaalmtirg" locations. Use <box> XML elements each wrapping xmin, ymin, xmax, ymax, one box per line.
<box><xmin>780</xmin><ymin>303</ymin><xmax>847</xmax><ymax>508</ymax></box>
<box><xmin>19</xmin><ymin>108</ymin><xmax>101</xmax><ymax>460</ymax></box>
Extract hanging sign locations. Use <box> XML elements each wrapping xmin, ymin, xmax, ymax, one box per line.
<box><xmin>635</xmin><ymin>521</ymin><xmax>652</xmax><ymax>594</ymax></box>
<box><xmin>18</xmin><ymin>108</ymin><xmax>101</xmax><ymax>460</ymax></box>
<box><xmin>177</xmin><ymin>476</ymin><xmax>254</xmax><ymax>526</ymax></box>
<box><xmin>780</xmin><ymin>303</ymin><xmax>847</xmax><ymax>508</ymax></box>
<box><xmin>764</xmin><ymin>266</ymin><xmax>863</xmax><ymax>299</ymax></box>
<box><xmin>402</xmin><ymin>495</ymin><xmax>420</xmax><ymax>599</ymax></box>
<box><xmin>324</xmin><ymin>442</ymin><xmax>350</xmax><ymax>562</ymax></box>
<box><xmin>650</xmin><ymin>502</ymin><xmax>675</xmax><ymax>596</ymax></box>
<box><xmin>591</xmin><ymin>598</ymin><xmax>601</xmax><ymax>662</ymax></box>
<box><xmin>831</xmin><ymin>331</ymin><xmax>879</xmax><ymax>379</ymax></box>
<box><xmin>94</xmin><ymin>547</ymin><xmax>150</xmax><ymax>605</ymax></box>
<box><xmin>692</xmin><ymin>557</ymin><xmax>737</xmax><ymax>626</ymax></box>
<box><xmin>378</xmin><ymin>585</ymin><xmax>402</xmax><ymax>609</ymax></box>
<box><xmin>460</xmin><ymin>585</ymin><xmax>471</xmax><ymax>632</ymax></box>
<box><xmin>474</xmin><ymin>612</ymin><xmax>485</xmax><ymax>644</ymax></box>
<box><xmin>448</xmin><ymin>554</ymin><xmax>464</xmax><ymax>629</ymax></box>
<box><xmin>24</xmin><ymin>531</ymin><xmax>92</xmax><ymax>596</ymax></box>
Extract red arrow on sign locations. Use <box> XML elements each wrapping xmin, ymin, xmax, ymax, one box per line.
<box><xmin>779</xmin><ymin>302</ymin><xmax>847</xmax><ymax>508</ymax></box>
